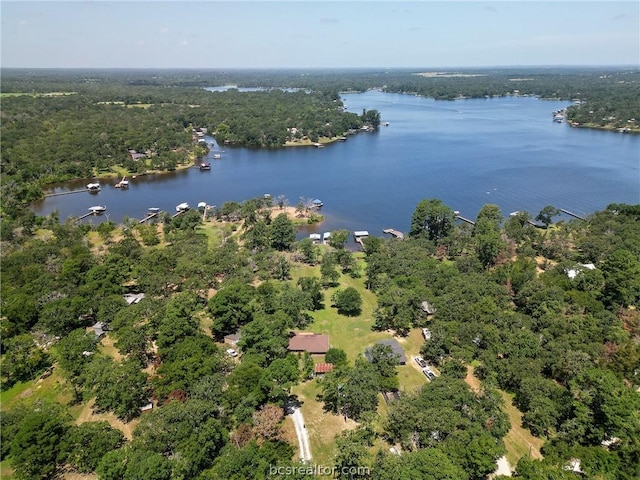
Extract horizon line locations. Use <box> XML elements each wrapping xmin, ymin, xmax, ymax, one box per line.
<box><xmin>2</xmin><ymin>64</ymin><xmax>639</xmax><ymax>71</ymax></box>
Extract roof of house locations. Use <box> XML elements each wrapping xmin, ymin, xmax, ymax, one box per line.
<box><xmin>288</xmin><ymin>333</ymin><xmax>329</xmax><ymax>354</ymax></box>
<box><xmin>314</xmin><ymin>363</ymin><xmax>334</xmax><ymax>374</ymax></box>
<box><xmin>92</xmin><ymin>322</ymin><xmax>108</xmax><ymax>337</ymax></box>
<box><xmin>224</xmin><ymin>331</ymin><xmax>242</xmax><ymax>344</ymax></box>
<box><xmin>365</xmin><ymin>338</ymin><xmax>406</xmax><ymax>364</ymax></box>
<box><xmin>421</xmin><ymin>300</ymin><xmax>436</xmax><ymax>315</ymax></box>
<box><xmin>124</xmin><ymin>293</ymin><xmax>145</xmax><ymax>305</ymax></box>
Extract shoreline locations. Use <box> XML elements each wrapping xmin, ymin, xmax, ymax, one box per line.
<box><xmin>283</xmin><ymin>135</ymin><xmax>346</xmax><ymax>147</ymax></box>
<box><xmin>267</xmin><ymin>205</ymin><xmax>324</xmax><ymax>226</ymax></box>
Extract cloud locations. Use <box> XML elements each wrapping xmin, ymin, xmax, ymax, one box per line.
<box><xmin>18</xmin><ymin>19</ymin><xmax>28</xmax><ymax>27</ymax></box>
<box><xmin>180</xmin><ymin>40</ymin><xmax>188</xmax><ymax>47</ymax></box>
<box><xmin>160</xmin><ymin>27</ymin><xmax>170</xmax><ymax>34</ymax></box>
<box><xmin>319</xmin><ymin>17</ymin><xmax>339</xmax><ymax>25</ymax></box>
<box><xmin>483</xmin><ymin>6</ymin><xmax>498</xmax><ymax>13</ymax></box>
<box><xmin>610</xmin><ymin>14</ymin><xmax>627</xmax><ymax>21</ymax></box>
<box><xmin>408</xmin><ymin>26</ymin><xmax>421</xmax><ymax>32</ymax></box>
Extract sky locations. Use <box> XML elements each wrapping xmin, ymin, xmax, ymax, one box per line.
<box><xmin>1</xmin><ymin>1</ymin><xmax>639</xmax><ymax>69</ymax></box>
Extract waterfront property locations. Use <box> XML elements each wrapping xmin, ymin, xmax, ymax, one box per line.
<box><xmin>33</xmin><ymin>94</ymin><xmax>640</xmax><ymax>233</ymax></box>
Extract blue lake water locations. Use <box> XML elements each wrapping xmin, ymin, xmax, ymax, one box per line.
<box><xmin>33</xmin><ymin>91</ymin><xmax>640</xmax><ymax>237</ymax></box>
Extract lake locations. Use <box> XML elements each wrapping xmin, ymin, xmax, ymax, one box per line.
<box><xmin>33</xmin><ymin>91</ymin><xmax>640</xmax><ymax>237</ymax></box>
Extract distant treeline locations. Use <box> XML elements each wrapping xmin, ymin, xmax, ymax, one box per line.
<box><xmin>1</xmin><ymin>67</ymin><xmax>638</xmax><ymax>216</ymax></box>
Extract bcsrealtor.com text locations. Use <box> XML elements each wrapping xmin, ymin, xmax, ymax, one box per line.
<box><xmin>269</xmin><ymin>464</ymin><xmax>370</xmax><ymax>477</ymax></box>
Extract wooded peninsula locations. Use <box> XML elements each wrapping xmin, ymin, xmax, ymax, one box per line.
<box><xmin>1</xmin><ymin>68</ymin><xmax>639</xmax><ymax>480</ymax></box>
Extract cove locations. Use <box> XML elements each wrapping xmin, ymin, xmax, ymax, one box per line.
<box><xmin>32</xmin><ymin>91</ymin><xmax>640</xmax><ymax>236</ymax></box>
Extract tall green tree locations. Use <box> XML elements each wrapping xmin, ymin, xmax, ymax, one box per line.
<box><xmin>409</xmin><ymin>199</ymin><xmax>455</xmax><ymax>241</ymax></box>
<box><xmin>10</xmin><ymin>410</ymin><xmax>68</xmax><ymax>479</ymax></box>
<box><xmin>270</xmin><ymin>213</ymin><xmax>296</xmax><ymax>251</ymax></box>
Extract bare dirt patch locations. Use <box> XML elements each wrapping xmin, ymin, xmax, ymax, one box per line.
<box><xmin>75</xmin><ymin>399</ymin><xmax>139</xmax><ymax>440</ymax></box>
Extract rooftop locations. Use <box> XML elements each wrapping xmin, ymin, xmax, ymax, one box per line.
<box><xmin>288</xmin><ymin>333</ymin><xmax>330</xmax><ymax>354</ymax></box>
<box><xmin>365</xmin><ymin>338</ymin><xmax>406</xmax><ymax>364</ymax></box>
<box><xmin>314</xmin><ymin>363</ymin><xmax>334</xmax><ymax>374</ymax></box>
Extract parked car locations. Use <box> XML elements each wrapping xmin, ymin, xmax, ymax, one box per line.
<box><xmin>422</xmin><ymin>328</ymin><xmax>432</xmax><ymax>340</ymax></box>
<box><xmin>226</xmin><ymin>348</ymin><xmax>238</xmax><ymax>357</ymax></box>
<box><xmin>422</xmin><ymin>367</ymin><xmax>436</xmax><ymax>381</ymax></box>
<box><xmin>414</xmin><ymin>356</ymin><xmax>427</xmax><ymax>368</ymax></box>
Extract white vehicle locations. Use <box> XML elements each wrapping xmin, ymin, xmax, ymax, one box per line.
<box><xmin>422</xmin><ymin>367</ymin><xmax>436</xmax><ymax>381</ymax></box>
<box><xmin>414</xmin><ymin>356</ymin><xmax>427</xmax><ymax>368</ymax></box>
<box><xmin>422</xmin><ymin>328</ymin><xmax>432</xmax><ymax>340</ymax></box>
<box><xmin>226</xmin><ymin>348</ymin><xmax>238</xmax><ymax>357</ymax></box>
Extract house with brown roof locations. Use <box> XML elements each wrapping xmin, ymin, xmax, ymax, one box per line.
<box><xmin>288</xmin><ymin>333</ymin><xmax>329</xmax><ymax>354</ymax></box>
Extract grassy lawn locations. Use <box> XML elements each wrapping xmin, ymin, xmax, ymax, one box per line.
<box><xmin>464</xmin><ymin>366</ymin><xmax>544</xmax><ymax>468</ymax></box>
<box><xmin>0</xmin><ymin>459</ymin><xmax>14</xmax><ymax>479</ymax></box>
<box><xmin>292</xmin><ymin>260</ymin><xmax>386</xmax><ymax>364</ymax></box>
<box><xmin>287</xmin><ymin>257</ymin><xmax>437</xmax><ymax>463</ymax></box>
<box><xmin>1</xmin><ymin>367</ymin><xmax>73</xmax><ymax>412</ymax></box>
<box><xmin>197</xmin><ymin>221</ymin><xmax>238</xmax><ymax>250</ymax></box>
<box><xmin>98</xmin><ymin>334</ymin><xmax>124</xmax><ymax>362</ymax></box>
<box><xmin>500</xmin><ymin>390</ymin><xmax>544</xmax><ymax>466</ymax></box>
<box><xmin>290</xmin><ymin>379</ymin><xmax>357</xmax><ymax>466</ymax></box>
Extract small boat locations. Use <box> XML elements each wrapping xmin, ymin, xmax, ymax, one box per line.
<box><xmin>148</xmin><ymin>207</ymin><xmax>160</xmax><ymax>213</ymax></box>
<box><xmin>199</xmin><ymin>162</ymin><xmax>211</xmax><ymax>170</ymax></box>
<box><xmin>197</xmin><ymin>202</ymin><xmax>207</xmax><ymax>209</ymax></box>
<box><xmin>87</xmin><ymin>182</ymin><xmax>101</xmax><ymax>192</ymax></box>
<box><xmin>213</xmin><ymin>154</ymin><xmax>222</xmax><ymax>159</ymax></box>
<box><xmin>312</xmin><ymin>199</ymin><xmax>323</xmax><ymax>208</ymax></box>
<box><xmin>88</xmin><ymin>205</ymin><xmax>106</xmax><ymax>214</ymax></box>
<box><xmin>176</xmin><ymin>202</ymin><xmax>190</xmax><ymax>212</ymax></box>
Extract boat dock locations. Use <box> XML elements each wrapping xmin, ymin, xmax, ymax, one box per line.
<box><xmin>455</xmin><ymin>214</ymin><xmax>475</xmax><ymax>225</ymax></box>
<box><xmin>560</xmin><ymin>209</ymin><xmax>586</xmax><ymax>221</ymax></box>
<box><xmin>45</xmin><ymin>188</ymin><xmax>91</xmax><ymax>198</ymax></box>
<box><xmin>76</xmin><ymin>212</ymin><xmax>95</xmax><ymax>221</ymax></box>
<box><xmin>139</xmin><ymin>212</ymin><xmax>161</xmax><ymax>224</ymax></box>
<box><xmin>353</xmin><ymin>230</ymin><xmax>369</xmax><ymax>249</ymax></box>
<box><xmin>383</xmin><ymin>228</ymin><xmax>404</xmax><ymax>240</ymax></box>
<box><xmin>76</xmin><ymin>206</ymin><xmax>106</xmax><ymax>221</ymax></box>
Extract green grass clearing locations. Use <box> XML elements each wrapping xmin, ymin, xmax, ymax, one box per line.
<box><xmin>1</xmin><ymin>367</ymin><xmax>72</xmax><ymax>412</ymax></box>
<box><xmin>500</xmin><ymin>390</ymin><xmax>544</xmax><ymax>466</ymax></box>
<box><xmin>291</xmin><ymin>379</ymin><xmax>357</xmax><ymax>466</ymax></box>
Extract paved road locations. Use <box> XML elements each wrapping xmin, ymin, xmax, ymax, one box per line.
<box><xmin>290</xmin><ymin>406</ymin><xmax>312</xmax><ymax>462</ymax></box>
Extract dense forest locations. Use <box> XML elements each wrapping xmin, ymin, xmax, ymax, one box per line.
<box><xmin>1</xmin><ymin>68</ymin><xmax>639</xmax><ymax>479</ymax></box>
<box><xmin>1</xmin><ymin>193</ymin><xmax>638</xmax><ymax>479</ymax></box>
